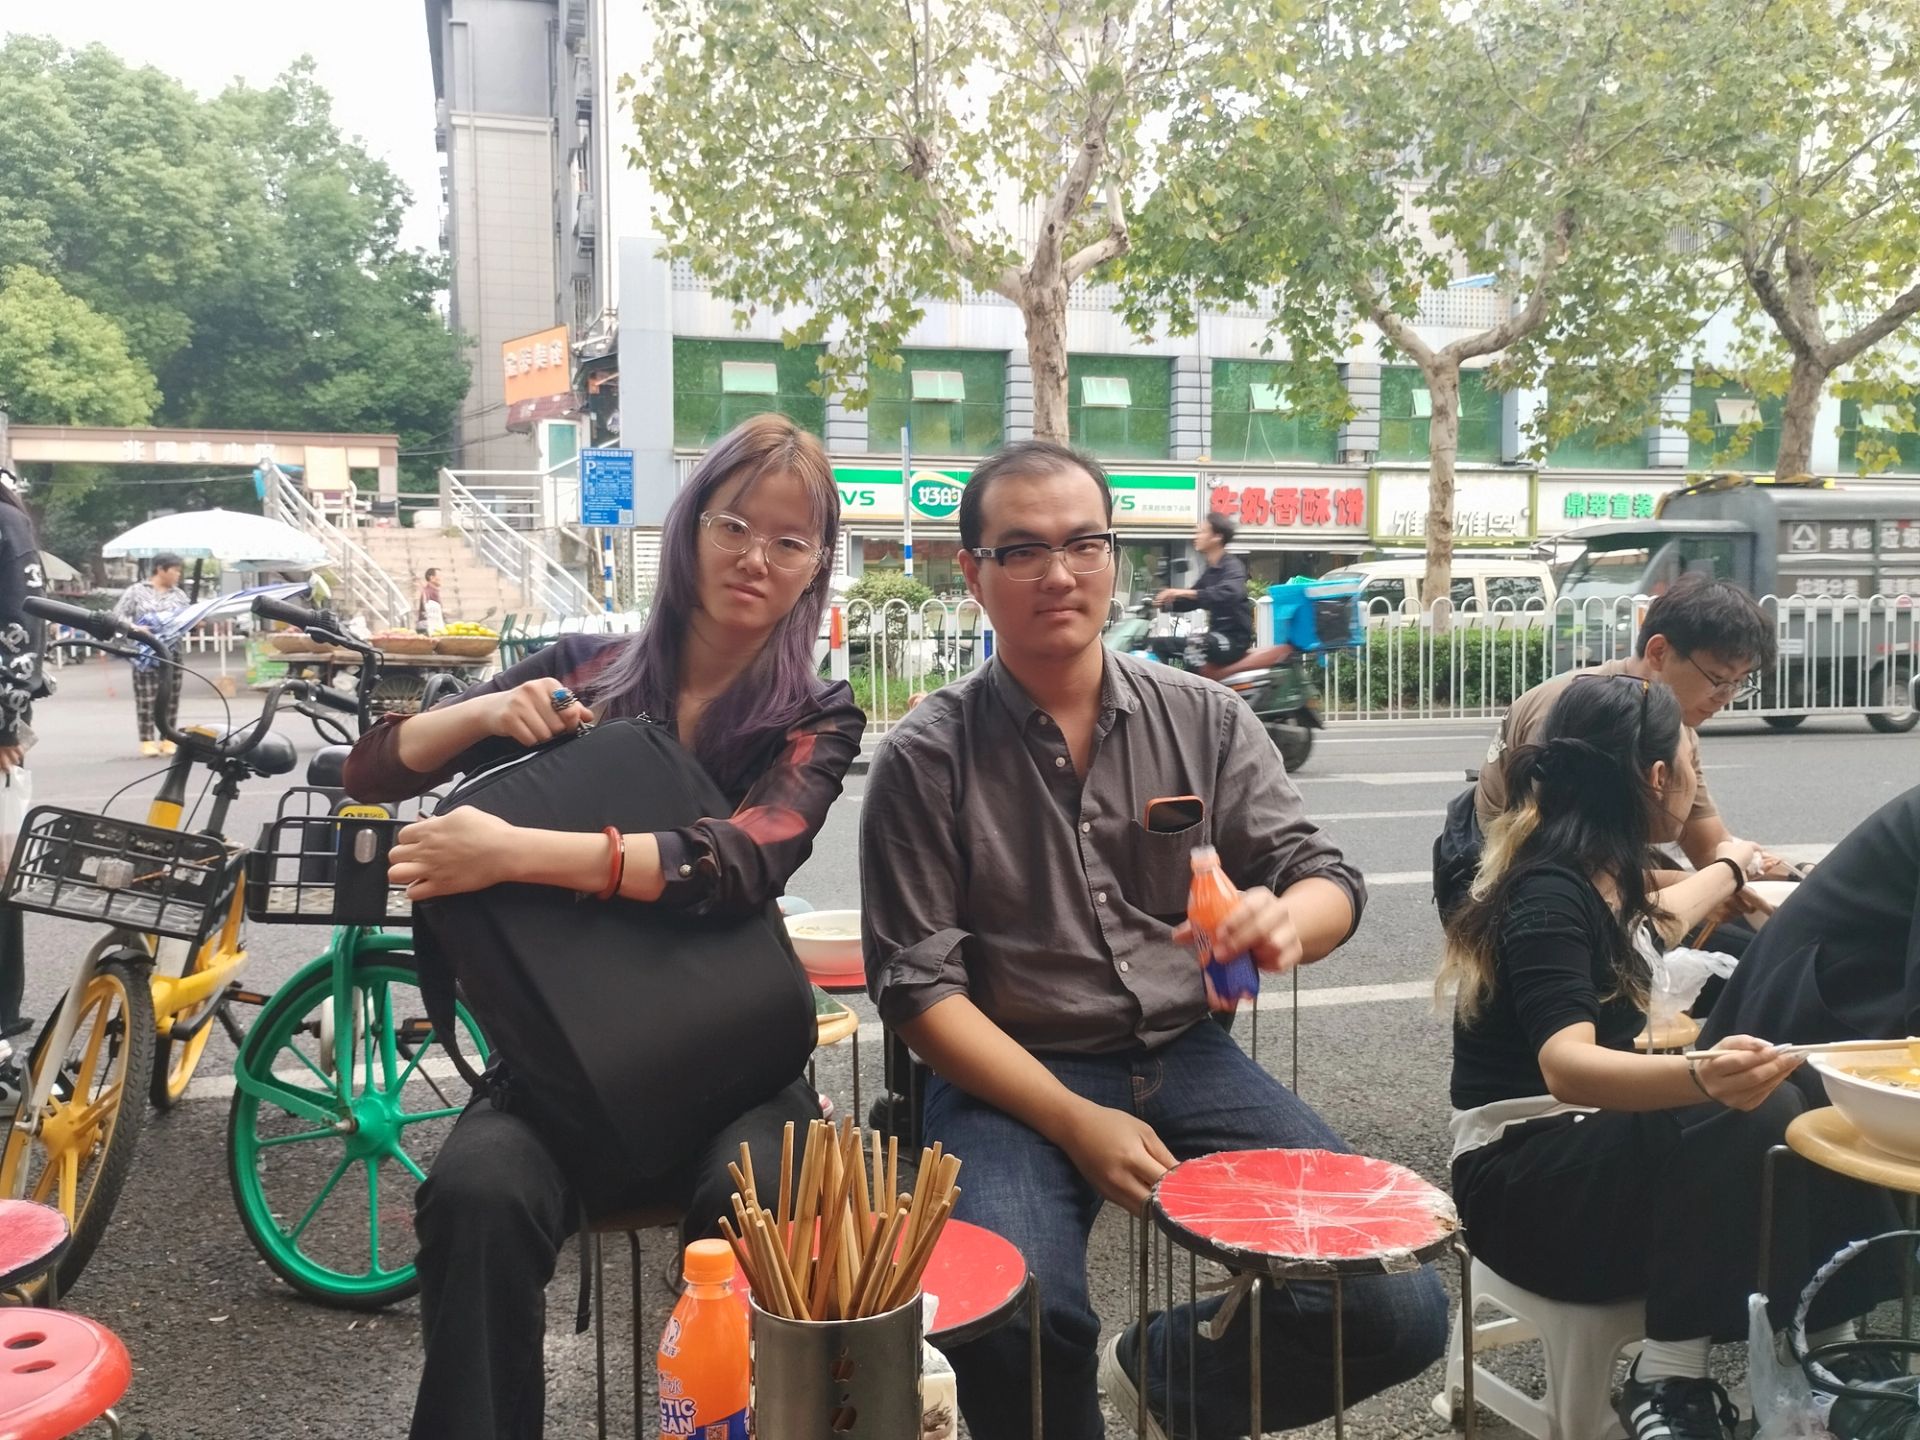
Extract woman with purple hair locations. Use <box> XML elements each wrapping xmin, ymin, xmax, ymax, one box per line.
<box><xmin>344</xmin><ymin>413</ymin><xmax>861</xmax><ymax>1440</ymax></box>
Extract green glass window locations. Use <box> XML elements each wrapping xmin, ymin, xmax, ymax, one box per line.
<box><xmin>1210</xmin><ymin>360</ymin><xmax>1339</xmax><ymax>462</ymax></box>
<box><xmin>1687</xmin><ymin>379</ymin><xmax>1781</xmax><ymax>471</ymax></box>
<box><xmin>868</xmin><ymin>349</ymin><xmax>1006</xmax><ymax>457</ymax></box>
<box><xmin>1067</xmin><ymin>355</ymin><xmax>1172</xmax><ymax>460</ymax></box>
<box><xmin>673</xmin><ymin>339</ymin><xmax>826</xmax><ymax>448</ymax></box>
<box><xmin>1378</xmin><ymin>366</ymin><xmax>1501</xmax><ymax>462</ymax></box>
<box><xmin>1838</xmin><ymin>398</ymin><xmax>1920</xmax><ymax>475</ymax></box>
<box><xmin>1546</xmin><ymin>419</ymin><xmax>1647</xmax><ymax>471</ymax></box>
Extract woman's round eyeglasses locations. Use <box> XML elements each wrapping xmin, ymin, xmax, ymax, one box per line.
<box><xmin>700</xmin><ymin>511</ymin><xmax>820</xmax><ymax>574</ymax></box>
<box><xmin>968</xmin><ymin>532</ymin><xmax>1115</xmax><ymax>583</ymax></box>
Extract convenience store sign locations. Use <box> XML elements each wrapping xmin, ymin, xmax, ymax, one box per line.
<box><xmin>831</xmin><ymin>466</ymin><xmax>1197</xmax><ymax>527</ymax></box>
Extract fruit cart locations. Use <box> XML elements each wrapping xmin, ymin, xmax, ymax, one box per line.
<box><xmin>263</xmin><ymin>629</ymin><xmax>500</xmax><ymax>723</ymax></box>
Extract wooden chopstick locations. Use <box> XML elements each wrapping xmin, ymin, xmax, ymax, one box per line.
<box><xmin>1681</xmin><ymin>1036</ymin><xmax>1920</xmax><ymax>1060</ymax></box>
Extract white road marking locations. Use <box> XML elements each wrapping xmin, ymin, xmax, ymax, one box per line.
<box><xmin>1316</xmin><ymin>735</ymin><xmax>1487</xmax><ymax>746</ymax></box>
<box><xmin>1295</xmin><ymin>771</ymin><xmax>1467</xmax><ymax>786</ymax></box>
<box><xmin>1359</xmin><ymin>871</ymin><xmax>1434</xmax><ymax>887</ymax></box>
<box><xmin>1318</xmin><ymin>809</ymin><xmax>1447</xmax><ymax>822</ymax></box>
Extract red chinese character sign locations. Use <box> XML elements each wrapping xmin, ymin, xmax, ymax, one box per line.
<box><xmin>1209</xmin><ymin>484</ymin><xmax>1366</xmax><ymax>534</ymax></box>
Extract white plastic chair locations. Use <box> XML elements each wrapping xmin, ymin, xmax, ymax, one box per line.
<box><xmin>1435</xmin><ymin>1251</ymin><xmax>1645</xmax><ymax>1440</ymax></box>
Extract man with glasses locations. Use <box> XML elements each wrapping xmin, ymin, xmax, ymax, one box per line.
<box><xmin>861</xmin><ymin>440</ymin><xmax>1447</xmax><ymax>1440</ymax></box>
<box><xmin>1447</xmin><ymin>574</ymin><xmax>1783</xmax><ymax>914</ymax></box>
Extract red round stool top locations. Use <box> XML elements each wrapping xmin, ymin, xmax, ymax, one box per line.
<box><xmin>923</xmin><ymin>1219</ymin><xmax>1029</xmax><ymax>1348</ymax></box>
<box><xmin>0</xmin><ymin>1203</ymin><xmax>68</xmax><ymax>1293</ymax></box>
<box><xmin>0</xmin><ymin>1310</ymin><xmax>131</xmax><ymax>1440</ymax></box>
<box><xmin>1149</xmin><ymin>1149</ymin><xmax>1458</xmax><ymax>1278</ymax></box>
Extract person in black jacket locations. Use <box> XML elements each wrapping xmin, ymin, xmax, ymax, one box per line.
<box><xmin>1157</xmin><ymin>510</ymin><xmax>1254</xmax><ymax>668</ymax></box>
<box><xmin>0</xmin><ymin>470</ymin><xmax>48</xmax><ymax>1111</ymax></box>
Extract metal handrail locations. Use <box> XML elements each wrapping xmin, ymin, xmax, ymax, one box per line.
<box><xmin>437</xmin><ymin>467</ymin><xmax>600</xmax><ymax>617</ymax></box>
<box><xmin>261</xmin><ymin>464</ymin><xmax>411</xmax><ymax>629</ymax></box>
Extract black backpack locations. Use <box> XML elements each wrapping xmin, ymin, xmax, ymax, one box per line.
<box><xmin>415</xmin><ymin>716</ymin><xmax>816</xmax><ymax>1211</ymax></box>
<box><xmin>1432</xmin><ymin>785</ymin><xmax>1485</xmax><ymax>924</ymax></box>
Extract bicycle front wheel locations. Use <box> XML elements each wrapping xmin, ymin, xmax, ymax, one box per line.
<box><xmin>1</xmin><ymin>955</ymin><xmax>156</xmax><ymax>1297</ymax></box>
<box><xmin>227</xmin><ymin>950</ymin><xmax>487</xmax><ymax>1309</ymax></box>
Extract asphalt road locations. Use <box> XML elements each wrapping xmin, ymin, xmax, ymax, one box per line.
<box><xmin>14</xmin><ymin>654</ymin><xmax>1916</xmax><ymax>1439</ymax></box>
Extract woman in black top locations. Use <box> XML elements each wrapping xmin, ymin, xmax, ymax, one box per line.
<box><xmin>0</xmin><ymin>472</ymin><xmax>47</xmax><ymax>1099</ymax></box>
<box><xmin>1442</xmin><ymin>675</ymin><xmax>1896</xmax><ymax>1440</ymax></box>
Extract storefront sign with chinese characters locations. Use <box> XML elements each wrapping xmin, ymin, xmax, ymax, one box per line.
<box><xmin>830</xmin><ymin>467</ymin><xmax>1197</xmax><ymax>529</ymax></box>
<box><xmin>502</xmin><ymin>324</ymin><xmax>574</xmax><ymax>430</ymax></box>
<box><xmin>1373</xmin><ymin>471</ymin><xmax>1532</xmax><ymax>543</ymax></box>
<box><xmin>1535</xmin><ymin>479</ymin><xmax>1679</xmax><ymax>535</ymax></box>
<box><xmin>1208</xmin><ymin>482</ymin><xmax>1366</xmax><ymax>532</ymax></box>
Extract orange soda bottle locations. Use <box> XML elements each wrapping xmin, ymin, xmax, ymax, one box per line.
<box><xmin>657</xmin><ymin>1239</ymin><xmax>750</xmax><ymax>1438</ymax></box>
<box><xmin>1188</xmin><ymin>845</ymin><xmax>1258</xmax><ymax>1013</ymax></box>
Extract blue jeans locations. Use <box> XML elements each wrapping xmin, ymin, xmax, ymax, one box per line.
<box><xmin>924</xmin><ymin>1019</ymin><xmax>1448</xmax><ymax>1440</ymax></box>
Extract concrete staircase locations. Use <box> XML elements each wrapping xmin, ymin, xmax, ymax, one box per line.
<box><xmin>355</xmin><ymin>527</ymin><xmax>526</xmax><ymax>627</ymax></box>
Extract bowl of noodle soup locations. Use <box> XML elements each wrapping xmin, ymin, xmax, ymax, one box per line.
<box><xmin>1811</xmin><ymin>1046</ymin><xmax>1920</xmax><ymax>1161</ymax></box>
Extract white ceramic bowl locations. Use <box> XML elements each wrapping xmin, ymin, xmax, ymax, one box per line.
<box><xmin>1810</xmin><ymin>1051</ymin><xmax>1920</xmax><ymax>1161</ymax></box>
<box><xmin>783</xmin><ymin>908</ymin><xmax>864</xmax><ymax>988</ymax></box>
<box><xmin>1745</xmin><ymin>879</ymin><xmax>1800</xmax><ymax>913</ymax></box>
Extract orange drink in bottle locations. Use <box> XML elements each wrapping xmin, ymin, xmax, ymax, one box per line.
<box><xmin>1188</xmin><ymin>845</ymin><xmax>1257</xmax><ymax>1012</ymax></box>
<box><xmin>657</xmin><ymin>1239</ymin><xmax>749</xmax><ymax>1438</ymax></box>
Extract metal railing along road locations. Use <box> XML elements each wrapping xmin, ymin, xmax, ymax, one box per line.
<box><xmin>1315</xmin><ymin>592</ymin><xmax>1920</xmax><ymax>726</ymax></box>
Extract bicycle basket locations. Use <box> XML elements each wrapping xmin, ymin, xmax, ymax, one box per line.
<box><xmin>3</xmin><ymin>806</ymin><xmax>244</xmax><ymax>942</ymax></box>
<box><xmin>245</xmin><ymin>790</ymin><xmax>413</xmax><ymax>926</ymax></box>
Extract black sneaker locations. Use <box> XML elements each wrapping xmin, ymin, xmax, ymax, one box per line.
<box><xmin>1615</xmin><ymin>1362</ymin><xmax>1740</xmax><ymax>1440</ymax></box>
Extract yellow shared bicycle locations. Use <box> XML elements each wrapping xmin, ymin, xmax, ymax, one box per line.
<box><xmin>0</xmin><ymin>592</ymin><xmax>359</xmax><ymax>1293</ymax></box>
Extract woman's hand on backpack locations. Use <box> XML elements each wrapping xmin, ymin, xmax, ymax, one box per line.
<box><xmin>390</xmin><ymin>809</ymin><xmax>519</xmax><ymax>899</ymax></box>
<box><xmin>488</xmin><ymin>679</ymin><xmax>596</xmax><ymax>748</ymax></box>
<box><xmin>1694</xmin><ymin>1035</ymin><xmax>1801</xmax><ymax>1111</ymax></box>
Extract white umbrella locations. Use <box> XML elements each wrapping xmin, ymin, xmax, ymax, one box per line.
<box><xmin>38</xmin><ymin>552</ymin><xmax>82</xmax><ymax>585</ymax></box>
<box><xmin>102</xmin><ymin>510</ymin><xmax>327</xmax><ymax>571</ymax></box>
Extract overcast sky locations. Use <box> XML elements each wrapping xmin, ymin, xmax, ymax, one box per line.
<box><xmin>11</xmin><ymin>3</ymin><xmax>441</xmax><ymax>253</ymax></box>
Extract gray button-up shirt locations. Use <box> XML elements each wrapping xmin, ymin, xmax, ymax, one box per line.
<box><xmin>860</xmin><ymin>651</ymin><xmax>1366</xmax><ymax>1055</ymax></box>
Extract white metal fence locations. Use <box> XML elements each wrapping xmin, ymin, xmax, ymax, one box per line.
<box><xmin>1316</xmin><ymin>592</ymin><xmax>1920</xmax><ymax>725</ymax></box>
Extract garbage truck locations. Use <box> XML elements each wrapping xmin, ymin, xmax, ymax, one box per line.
<box><xmin>1553</xmin><ymin>476</ymin><xmax>1920</xmax><ymax>732</ymax></box>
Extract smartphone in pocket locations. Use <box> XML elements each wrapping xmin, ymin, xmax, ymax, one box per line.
<box><xmin>1144</xmin><ymin>795</ymin><xmax>1205</xmax><ymax>833</ymax></box>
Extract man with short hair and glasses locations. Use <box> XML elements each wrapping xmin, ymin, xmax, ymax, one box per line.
<box><xmin>861</xmin><ymin>440</ymin><xmax>1446</xmax><ymax>1440</ymax></box>
<box><xmin>1437</xmin><ymin>574</ymin><xmax>1786</xmax><ymax>923</ymax></box>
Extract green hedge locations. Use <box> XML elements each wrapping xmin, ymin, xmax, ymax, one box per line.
<box><xmin>1325</xmin><ymin>626</ymin><xmax>1553</xmax><ymax>712</ymax></box>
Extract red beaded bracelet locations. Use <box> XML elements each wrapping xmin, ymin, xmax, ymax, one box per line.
<box><xmin>596</xmin><ymin>826</ymin><xmax>626</xmax><ymax>901</ymax></box>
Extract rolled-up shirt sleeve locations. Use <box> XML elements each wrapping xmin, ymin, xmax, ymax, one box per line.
<box><xmin>653</xmin><ymin>685</ymin><xmax>865</xmax><ymax>917</ymax></box>
<box><xmin>1212</xmin><ymin>697</ymin><xmax>1366</xmax><ymax>941</ymax></box>
<box><xmin>860</xmin><ymin>726</ymin><xmax>973</xmax><ymax>1028</ymax></box>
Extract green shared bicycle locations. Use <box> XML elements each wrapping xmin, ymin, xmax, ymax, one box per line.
<box><xmin>225</xmin><ymin>593</ymin><xmax>491</xmax><ymax>1309</ymax></box>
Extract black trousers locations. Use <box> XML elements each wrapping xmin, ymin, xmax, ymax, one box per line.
<box><xmin>409</xmin><ymin>1076</ymin><xmax>819</xmax><ymax>1440</ymax></box>
<box><xmin>1453</xmin><ymin>1085</ymin><xmax>1899</xmax><ymax>1343</ymax></box>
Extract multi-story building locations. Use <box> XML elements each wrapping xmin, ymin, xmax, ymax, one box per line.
<box><xmin>425</xmin><ymin>0</ymin><xmax>614</xmax><ymax>473</ymax></box>
<box><xmin>434</xmin><ymin>5</ymin><xmax>1920</xmax><ymax>601</ymax></box>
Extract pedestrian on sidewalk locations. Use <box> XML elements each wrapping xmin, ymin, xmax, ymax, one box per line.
<box><xmin>416</xmin><ymin>567</ymin><xmax>444</xmax><ymax>634</ymax></box>
<box><xmin>112</xmin><ymin>553</ymin><xmax>189</xmax><ymax>758</ymax></box>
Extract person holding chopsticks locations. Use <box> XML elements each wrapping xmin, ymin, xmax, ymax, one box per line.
<box><xmin>1443</xmin><ymin>674</ymin><xmax>1898</xmax><ymax>1440</ymax></box>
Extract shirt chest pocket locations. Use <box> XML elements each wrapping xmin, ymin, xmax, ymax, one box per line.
<box><xmin>1127</xmin><ymin>819</ymin><xmax>1210</xmax><ymax>921</ymax></box>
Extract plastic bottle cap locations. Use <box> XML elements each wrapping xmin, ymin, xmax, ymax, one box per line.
<box><xmin>1190</xmin><ymin>844</ymin><xmax>1220</xmax><ymax>869</ymax></box>
<box><xmin>683</xmin><ymin>1238</ymin><xmax>735</xmax><ymax>1285</ymax></box>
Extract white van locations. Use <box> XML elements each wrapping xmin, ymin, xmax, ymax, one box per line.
<box><xmin>1319</xmin><ymin>555</ymin><xmax>1557</xmax><ymax>622</ymax></box>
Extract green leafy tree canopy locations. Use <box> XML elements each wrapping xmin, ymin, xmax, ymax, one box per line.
<box><xmin>0</xmin><ymin>266</ymin><xmax>157</xmax><ymax>426</ymax></box>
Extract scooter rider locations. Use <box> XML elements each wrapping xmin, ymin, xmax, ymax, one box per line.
<box><xmin>1157</xmin><ymin>511</ymin><xmax>1254</xmax><ymax>669</ymax></box>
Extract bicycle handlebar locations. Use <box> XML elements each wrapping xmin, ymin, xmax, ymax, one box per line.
<box><xmin>24</xmin><ymin>596</ymin><xmax>159</xmax><ymax>650</ymax></box>
<box><xmin>250</xmin><ymin>595</ymin><xmax>332</xmax><ymax>633</ymax></box>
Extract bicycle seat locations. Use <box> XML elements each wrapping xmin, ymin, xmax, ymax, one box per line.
<box><xmin>307</xmin><ymin>745</ymin><xmax>351</xmax><ymax>790</ymax></box>
<box><xmin>243</xmin><ymin>730</ymin><xmax>300</xmax><ymax>778</ymax></box>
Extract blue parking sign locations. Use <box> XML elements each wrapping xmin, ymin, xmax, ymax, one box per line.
<box><xmin>580</xmin><ymin>448</ymin><xmax>635</xmax><ymax>527</ymax></box>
